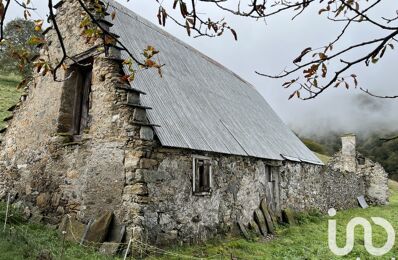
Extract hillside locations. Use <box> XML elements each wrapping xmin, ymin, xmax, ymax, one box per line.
<box><xmin>0</xmin><ymin>74</ymin><xmax>21</xmax><ymax>129</ymax></box>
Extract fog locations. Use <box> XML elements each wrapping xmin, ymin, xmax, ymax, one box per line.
<box><xmin>5</xmin><ymin>0</ymin><xmax>398</xmax><ymax>138</ymax></box>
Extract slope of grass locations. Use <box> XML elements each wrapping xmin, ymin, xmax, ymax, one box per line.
<box><xmin>314</xmin><ymin>152</ymin><xmax>331</xmax><ymax>164</ymax></box>
<box><xmin>0</xmin><ymin>74</ymin><xmax>21</xmax><ymax>128</ymax></box>
<box><xmin>0</xmin><ymin>208</ymin><xmax>119</xmax><ymax>260</ymax></box>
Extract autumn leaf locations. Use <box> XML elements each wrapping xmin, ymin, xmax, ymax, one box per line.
<box><xmin>185</xmin><ymin>20</ymin><xmax>191</xmax><ymax>36</ymax></box>
<box><xmin>321</xmin><ymin>63</ymin><xmax>327</xmax><ymax>78</ymax></box>
<box><xmin>27</xmin><ymin>36</ymin><xmax>46</xmax><ymax>45</ymax></box>
<box><xmin>230</xmin><ymin>29</ymin><xmax>238</xmax><ymax>41</ymax></box>
<box><xmin>34</xmin><ymin>20</ymin><xmax>43</xmax><ymax>32</ymax></box>
<box><xmin>293</xmin><ymin>47</ymin><xmax>312</xmax><ymax>63</ymax></box>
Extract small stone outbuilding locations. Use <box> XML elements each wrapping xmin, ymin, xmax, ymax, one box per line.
<box><xmin>0</xmin><ymin>0</ymin><xmax>388</xmax><ymax>247</ymax></box>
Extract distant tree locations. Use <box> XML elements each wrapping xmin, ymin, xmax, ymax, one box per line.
<box><xmin>0</xmin><ymin>18</ymin><xmax>40</xmax><ymax>78</ymax></box>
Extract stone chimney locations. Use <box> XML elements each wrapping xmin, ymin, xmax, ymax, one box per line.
<box><xmin>341</xmin><ymin>134</ymin><xmax>357</xmax><ymax>172</ymax></box>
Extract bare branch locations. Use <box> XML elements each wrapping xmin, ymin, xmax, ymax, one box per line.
<box><xmin>360</xmin><ymin>87</ymin><xmax>398</xmax><ymax>99</ymax></box>
<box><xmin>0</xmin><ymin>0</ymin><xmax>11</xmax><ymax>40</ymax></box>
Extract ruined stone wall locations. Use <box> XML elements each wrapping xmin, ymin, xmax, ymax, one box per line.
<box><xmin>280</xmin><ymin>162</ymin><xmax>366</xmax><ymax>213</ymax></box>
<box><xmin>280</xmin><ymin>150</ymin><xmax>389</xmax><ymax>214</ymax></box>
<box><xmin>358</xmin><ymin>157</ymin><xmax>389</xmax><ymax>205</ymax></box>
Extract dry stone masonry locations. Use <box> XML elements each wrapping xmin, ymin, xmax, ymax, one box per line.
<box><xmin>0</xmin><ymin>0</ymin><xmax>389</xmax><ymax>252</ymax></box>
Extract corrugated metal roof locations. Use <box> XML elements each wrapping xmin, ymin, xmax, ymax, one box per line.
<box><xmin>105</xmin><ymin>0</ymin><xmax>323</xmax><ymax>165</ymax></box>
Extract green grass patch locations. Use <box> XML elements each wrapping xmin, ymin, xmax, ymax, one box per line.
<box><xmin>0</xmin><ymin>205</ymin><xmax>118</xmax><ymax>260</ymax></box>
<box><xmin>0</xmin><ymin>74</ymin><xmax>21</xmax><ymax>128</ymax></box>
<box><xmin>314</xmin><ymin>152</ymin><xmax>331</xmax><ymax>164</ymax></box>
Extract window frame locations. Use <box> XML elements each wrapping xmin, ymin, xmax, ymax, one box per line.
<box><xmin>57</xmin><ymin>60</ymin><xmax>93</xmax><ymax>140</ymax></box>
<box><xmin>267</xmin><ymin>165</ymin><xmax>273</xmax><ymax>183</ymax></box>
<box><xmin>192</xmin><ymin>155</ymin><xmax>213</xmax><ymax>196</ymax></box>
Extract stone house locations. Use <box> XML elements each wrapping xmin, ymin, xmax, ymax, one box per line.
<box><xmin>0</xmin><ymin>0</ymin><xmax>388</xmax><ymax>247</ymax></box>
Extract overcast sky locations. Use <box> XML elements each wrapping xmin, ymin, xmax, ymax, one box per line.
<box><xmin>5</xmin><ymin>0</ymin><xmax>398</xmax><ymax>137</ymax></box>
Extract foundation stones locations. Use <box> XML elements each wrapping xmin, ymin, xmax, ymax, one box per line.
<box><xmin>254</xmin><ymin>209</ymin><xmax>268</xmax><ymax>236</ymax></box>
<box><xmin>237</xmin><ymin>221</ymin><xmax>250</xmax><ymax>240</ymax></box>
<box><xmin>248</xmin><ymin>219</ymin><xmax>261</xmax><ymax>235</ymax></box>
<box><xmin>85</xmin><ymin>211</ymin><xmax>113</xmax><ymax>245</ymax></box>
<box><xmin>260</xmin><ymin>199</ymin><xmax>275</xmax><ymax>234</ymax></box>
<box><xmin>281</xmin><ymin>208</ymin><xmax>296</xmax><ymax>226</ymax></box>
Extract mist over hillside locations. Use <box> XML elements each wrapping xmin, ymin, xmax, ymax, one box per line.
<box><xmin>290</xmin><ymin>93</ymin><xmax>398</xmax><ymax>139</ymax></box>
<box><xmin>292</xmin><ymin>94</ymin><xmax>398</xmax><ymax>179</ymax></box>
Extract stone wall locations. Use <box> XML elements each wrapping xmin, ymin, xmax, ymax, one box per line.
<box><xmin>132</xmin><ymin>147</ymin><xmax>280</xmax><ymax>245</ymax></box>
<box><xmin>280</xmin><ymin>162</ymin><xmax>366</xmax><ymax>213</ymax></box>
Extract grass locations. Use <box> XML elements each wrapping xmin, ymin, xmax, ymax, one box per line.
<box><xmin>314</xmin><ymin>152</ymin><xmax>331</xmax><ymax>164</ymax></box>
<box><xmin>0</xmin><ymin>74</ymin><xmax>21</xmax><ymax>128</ymax></box>
<box><xmin>0</xmin><ymin>208</ymin><xmax>119</xmax><ymax>260</ymax></box>
<box><xmin>2</xmin><ymin>181</ymin><xmax>398</xmax><ymax>259</ymax></box>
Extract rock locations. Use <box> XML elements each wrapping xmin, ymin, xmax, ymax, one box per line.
<box><xmin>36</xmin><ymin>250</ymin><xmax>53</xmax><ymax>260</ymax></box>
<box><xmin>253</xmin><ymin>209</ymin><xmax>268</xmax><ymax>236</ymax></box>
<box><xmin>139</xmin><ymin>158</ymin><xmax>157</xmax><ymax>169</ymax></box>
<box><xmin>282</xmin><ymin>208</ymin><xmax>296</xmax><ymax>225</ymax></box>
<box><xmin>51</xmin><ymin>193</ymin><xmax>61</xmax><ymax>207</ymax></box>
<box><xmin>133</xmin><ymin>108</ymin><xmax>147</xmax><ymax>122</ymax></box>
<box><xmin>248</xmin><ymin>219</ymin><xmax>261</xmax><ymax>235</ymax></box>
<box><xmin>140</xmin><ymin>126</ymin><xmax>154</xmax><ymax>141</ymax></box>
<box><xmin>127</xmin><ymin>93</ymin><xmax>140</xmax><ymax>105</ymax></box>
<box><xmin>59</xmin><ymin>215</ymin><xmax>86</xmax><ymax>242</ymax></box>
<box><xmin>260</xmin><ymin>199</ymin><xmax>275</xmax><ymax>234</ymax></box>
<box><xmin>125</xmin><ymin>183</ymin><xmax>148</xmax><ymax>196</ymax></box>
<box><xmin>357</xmin><ymin>195</ymin><xmax>369</xmax><ymax>209</ymax></box>
<box><xmin>36</xmin><ymin>193</ymin><xmax>50</xmax><ymax>208</ymax></box>
<box><xmin>108</xmin><ymin>224</ymin><xmax>126</xmax><ymax>243</ymax></box>
<box><xmin>85</xmin><ymin>211</ymin><xmax>113</xmax><ymax>244</ymax></box>
<box><xmin>23</xmin><ymin>207</ymin><xmax>31</xmax><ymax>220</ymax></box>
<box><xmin>56</xmin><ymin>206</ymin><xmax>65</xmax><ymax>215</ymax></box>
<box><xmin>99</xmin><ymin>242</ymin><xmax>120</xmax><ymax>256</ymax></box>
<box><xmin>237</xmin><ymin>221</ymin><xmax>250</xmax><ymax>240</ymax></box>
<box><xmin>124</xmin><ymin>156</ymin><xmax>140</xmax><ymax>170</ymax></box>
<box><xmin>266</xmin><ymin>203</ymin><xmax>279</xmax><ymax>227</ymax></box>
<box><xmin>66</xmin><ymin>170</ymin><xmax>79</xmax><ymax>179</ymax></box>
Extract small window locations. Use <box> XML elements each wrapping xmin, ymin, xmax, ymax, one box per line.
<box><xmin>267</xmin><ymin>165</ymin><xmax>273</xmax><ymax>182</ymax></box>
<box><xmin>58</xmin><ymin>61</ymin><xmax>92</xmax><ymax>138</ymax></box>
<box><xmin>193</xmin><ymin>156</ymin><xmax>212</xmax><ymax>195</ymax></box>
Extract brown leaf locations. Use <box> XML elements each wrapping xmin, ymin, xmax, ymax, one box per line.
<box><xmin>180</xmin><ymin>2</ymin><xmax>188</xmax><ymax>18</ymax></box>
<box><xmin>293</xmin><ymin>47</ymin><xmax>312</xmax><ymax>63</ymax></box>
<box><xmin>288</xmin><ymin>91</ymin><xmax>296</xmax><ymax>100</ymax></box>
<box><xmin>157</xmin><ymin>8</ymin><xmax>162</xmax><ymax>25</ymax></box>
<box><xmin>318</xmin><ymin>53</ymin><xmax>328</xmax><ymax>60</ymax></box>
<box><xmin>230</xmin><ymin>29</ymin><xmax>238</xmax><ymax>41</ymax></box>
<box><xmin>321</xmin><ymin>63</ymin><xmax>327</xmax><ymax>78</ymax></box>
<box><xmin>185</xmin><ymin>20</ymin><xmax>191</xmax><ymax>36</ymax></box>
<box><xmin>162</xmin><ymin>8</ymin><xmax>167</xmax><ymax>26</ymax></box>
